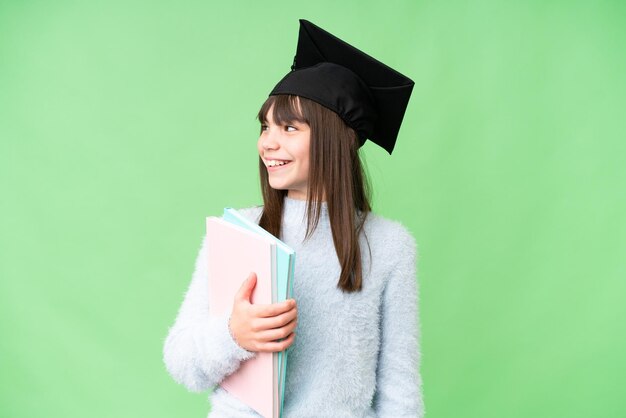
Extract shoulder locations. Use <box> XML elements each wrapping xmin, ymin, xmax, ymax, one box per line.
<box><xmin>362</xmin><ymin>212</ymin><xmax>418</xmax><ymax>264</ymax></box>
<box><xmin>233</xmin><ymin>205</ymin><xmax>264</xmax><ymax>224</ymax></box>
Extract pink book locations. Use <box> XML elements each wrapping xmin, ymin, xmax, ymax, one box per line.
<box><xmin>206</xmin><ymin>217</ymin><xmax>276</xmax><ymax>418</ymax></box>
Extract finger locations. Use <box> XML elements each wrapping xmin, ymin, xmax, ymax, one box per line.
<box><xmin>255</xmin><ymin>332</ymin><xmax>296</xmax><ymax>353</ymax></box>
<box><xmin>255</xmin><ymin>307</ymin><xmax>297</xmax><ymax>330</ymax></box>
<box><xmin>235</xmin><ymin>272</ymin><xmax>257</xmax><ymax>303</ymax></box>
<box><xmin>252</xmin><ymin>299</ymin><xmax>296</xmax><ymax>318</ymax></box>
<box><xmin>257</xmin><ymin>318</ymin><xmax>298</xmax><ymax>342</ymax></box>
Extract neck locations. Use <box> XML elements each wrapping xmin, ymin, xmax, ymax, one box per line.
<box><xmin>287</xmin><ymin>189</ymin><xmax>327</xmax><ymax>202</ymax></box>
<box><xmin>287</xmin><ymin>189</ymin><xmax>307</xmax><ymax>201</ymax></box>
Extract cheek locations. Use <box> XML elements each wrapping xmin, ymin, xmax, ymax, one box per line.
<box><xmin>300</xmin><ymin>151</ymin><xmax>310</xmax><ymax>171</ymax></box>
<box><xmin>297</xmin><ymin>138</ymin><xmax>311</xmax><ymax>166</ymax></box>
<box><xmin>293</xmin><ymin>138</ymin><xmax>311</xmax><ymax>162</ymax></box>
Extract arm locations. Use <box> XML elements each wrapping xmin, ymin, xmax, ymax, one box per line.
<box><xmin>373</xmin><ymin>231</ymin><xmax>425</xmax><ymax>417</ymax></box>
<box><xmin>162</xmin><ymin>235</ymin><xmax>255</xmax><ymax>392</ymax></box>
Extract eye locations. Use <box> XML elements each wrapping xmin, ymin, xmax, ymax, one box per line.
<box><xmin>260</xmin><ymin>124</ymin><xmax>268</xmax><ymax>132</ymax></box>
<box><xmin>285</xmin><ymin>125</ymin><xmax>297</xmax><ymax>132</ymax></box>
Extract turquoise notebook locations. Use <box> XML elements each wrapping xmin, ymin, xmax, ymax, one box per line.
<box><xmin>223</xmin><ymin>208</ymin><xmax>295</xmax><ymax>418</ymax></box>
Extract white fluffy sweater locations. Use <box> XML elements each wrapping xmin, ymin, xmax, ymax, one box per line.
<box><xmin>163</xmin><ymin>197</ymin><xmax>424</xmax><ymax>417</ymax></box>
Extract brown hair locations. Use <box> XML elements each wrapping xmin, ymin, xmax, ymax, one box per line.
<box><xmin>257</xmin><ymin>95</ymin><xmax>371</xmax><ymax>292</ymax></box>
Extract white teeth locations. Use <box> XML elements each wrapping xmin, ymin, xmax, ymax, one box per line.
<box><xmin>267</xmin><ymin>160</ymin><xmax>288</xmax><ymax>167</ymax></box>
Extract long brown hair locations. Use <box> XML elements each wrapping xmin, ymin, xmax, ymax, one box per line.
<box><xmin>257</xmin><ymin>94</ymin><xmax>371</xmax><ymax>292</ymax></box>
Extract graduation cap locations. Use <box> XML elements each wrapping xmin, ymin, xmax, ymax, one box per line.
<box><xmin>269</xmin><ymin>19</ymin><xmax>414</xmax><ymax>154</ymax></box>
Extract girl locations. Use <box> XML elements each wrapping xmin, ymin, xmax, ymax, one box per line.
<box><xmin>164</xmin><ymin>20</ymin><xmax>424</xmax><ymax>417</ymax></box>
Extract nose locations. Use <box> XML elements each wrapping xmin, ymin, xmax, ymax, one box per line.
<box><xmin>260</xmin><ymin>127</ymin><xmax>280</xmax><ymax>151</ymax></box>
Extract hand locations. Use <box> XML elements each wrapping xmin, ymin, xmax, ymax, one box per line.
<box><xmin>229</xmin><ymin>272</ymin><xmax>298</xmax><ymax>353</ymax></box>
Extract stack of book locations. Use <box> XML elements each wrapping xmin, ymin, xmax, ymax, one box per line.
<box><xmin>206</xmin><ymin>208</ymin><xmax>295</xmax><ymax>418</ymax></box>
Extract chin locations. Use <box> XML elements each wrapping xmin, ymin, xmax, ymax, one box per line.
<box><xmin>268</xmin><ymin>180</ymin><xmax>289</xmax><ymax>191</ymax></box>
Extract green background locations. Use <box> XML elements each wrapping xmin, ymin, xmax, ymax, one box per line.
<box><xmin>1</xmin><ymin>0</ymin><xmax>625</xmax><ymax>417</ymax></box>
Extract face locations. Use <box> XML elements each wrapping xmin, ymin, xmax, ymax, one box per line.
<box><xmin>257</xmin><ymin>105</ymin><xmax>311</xmax><ymax>200</ymax></box>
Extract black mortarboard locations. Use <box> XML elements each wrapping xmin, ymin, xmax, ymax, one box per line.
<box><xmin>269</xmin><ymin>19</ymin><xmax>414</xmax><ymax>154</ymax></box>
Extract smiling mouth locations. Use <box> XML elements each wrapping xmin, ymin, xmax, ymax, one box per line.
<box><xmin>265</xmin><ymin>159</ymin><xmax>292</xmax><ymax>167</ymax></box>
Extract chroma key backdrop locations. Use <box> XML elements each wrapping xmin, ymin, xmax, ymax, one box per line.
<box><xmin>1</xmin><ymin>1</ymin><xmax>625</xmax><ymax>417</ymax></box>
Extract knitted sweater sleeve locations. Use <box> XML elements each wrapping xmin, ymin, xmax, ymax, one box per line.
<box><xmin>373</xmin><ymin>228</ymin><xmax>425</xmax><ymax>417</ymax></box>
<box><xmin>163</xmin><ymin>234</ymin><xmax>255</xmax><ymax>392</ymax></box>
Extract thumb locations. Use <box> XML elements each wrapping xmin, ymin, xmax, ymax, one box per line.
<box><xmin>236</xmin><ymin>272</ymin><xmax>257</xmax><ymax>303</ymax></box>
